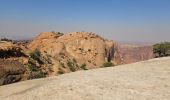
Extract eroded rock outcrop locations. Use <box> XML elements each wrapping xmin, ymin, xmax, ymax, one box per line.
<box><xmin>0</xmin><ymin>59</ymin><xmax>26</xmax><ymax>85</ymax></box>
<box><xmin>0</xmin><ymin>41</ymin><xmax>27</xmax><ymax>59</ymax></box>
<box><xmin>0</xmin><ymin>41</ymin><xmax>29</xmax><ymax>85</ymax></box>
<box><xmin>28</xmin><ymin>32</ymin><xmax>123</xmax><ymax>75</ymax></box>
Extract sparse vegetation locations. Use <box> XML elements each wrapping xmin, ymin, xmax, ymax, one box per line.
<box><xmin>28</xmin><ymin>49</ymin><xmax>51</xmax><ymax>79</ymax></box>
<box><xmin>30</xmin><ymin>49</ymin><xmax>44</xmax><ymax>64</ymax></box>
<box><xmin>46</xmin><ymin>54</ymin><xmax>52</xmax><ymax>64</ymax></box>
<box><xmin>80</xmin><ymin>63</ymin><xmax>88</xmax><ymax>70</ymax></box>
<box><xmin>0</xmin><ymin>38</ymin><xmax>12</xmax><ymax>42</ymax></box>
<box><xmin>67</xmin><ymin>59</ymin><xmax>79</xmax><ymax>72</ymax></box>
<box><xmin>153</xmin><ymin>42</ymin><xmax>170</xmax><ymax>57</ymax></box>
<box><xmin>28</xmin><ymin>60</ymin><xmax>47</xmax><ymax>79</ymax></box>
<box><xmin>51</xmin><ymin>31</ymin><xmax>64</xmax><ymax>36</ymax></box>
<box><xmin>67</xmin><ymin>60</ymin><xmax>76</xmax><ymax>72</ymax></box>
<box><xmin>102</xmin><ymin>62</ymin><xmax>114</xmax><ymax>67</ymax></box>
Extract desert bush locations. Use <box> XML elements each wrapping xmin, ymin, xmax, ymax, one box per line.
<box><xmin>67</xmin><ymin>60</ymin><xmax>76</xmax><ymax>72</ymax></box>
<box><xmin>80</xmin><ymin>63</ymin><xmax>88</xmax><ymax>70</ymax></box>
<box><xmin>28</xmin><ymin>50</ymin><xmax>48</xmax><ymax>79</ymax></box>
<box><xmin>51</xmin><ymin>31</ymin><xmax>64</xmax><ymax>36</ymax></box>
<box><xmin>30</xmin><ymin>49</ymin><xmax>44</xmax><ymax>64</ymax></box>
<box><xmin>102</xmin><ymin>62</ymin><xmax>114</xmax><ymax>67</ymax></box>
<box><xmin>28</xmin><ymin>63</ymin><xmax>47</xmax><ymax>79</ymax></box>
<box><xmin>67</xmin><ymin>59</ymin><xmax>79</xmax><ymax>72</ymax></box>
<box><xmin>30</xmin><ymin>71</ymin><xmax>46</xmax><ymax>79</ymax></box>
<box><xmin>153</xmin><ymin>42</ymin><xmax>170</xmax><ymax>57</ymax></box>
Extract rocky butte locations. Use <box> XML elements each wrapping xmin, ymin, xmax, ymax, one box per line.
<box><xmin>28</xmin><ymin>32</ymin><xmax>123</xmax><ymax>76</ymax></box>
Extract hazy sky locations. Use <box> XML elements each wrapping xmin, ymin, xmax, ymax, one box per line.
<box><xmin>0</xmin><ymin>0</ymin><xmax>170</xmax><ymax>42</ymax></box>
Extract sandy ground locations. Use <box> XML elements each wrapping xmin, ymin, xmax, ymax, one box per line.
<box><xmin>0</xmin><ymin>57</ymin><xmax>170</xmax><ymax>100</ymax></box>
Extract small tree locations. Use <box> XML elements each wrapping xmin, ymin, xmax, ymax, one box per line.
<box><xmin>153</xmin><ymin>42</ymin><xmax>170</xmax><ymax>57</ymax></box>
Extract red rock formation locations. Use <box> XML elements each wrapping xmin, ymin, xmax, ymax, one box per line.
<box><xmin>28</xmin><ymin>32</ymin><xmax>122</xmax><ymax>75</ymax></box>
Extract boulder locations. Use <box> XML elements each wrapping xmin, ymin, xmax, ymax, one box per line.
<box><xmin>0</xmin><ymin>59</ymin><xmax>26</xmax><ymax>85</ymax></box>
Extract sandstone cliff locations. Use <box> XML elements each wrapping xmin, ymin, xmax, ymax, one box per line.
<box><xmin>120</xmin><ymin>44</ymin><xmax>154</xmax><ymax>64</ymax></box>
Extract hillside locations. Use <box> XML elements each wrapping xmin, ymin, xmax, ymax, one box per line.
<box><xmin>0</xmin><ymin>57</ymin><xmax>170</xmax><ymax>100</ymax></box>
<box><xmin>27</xmin><ymin>32</ymin><xmax>123</xmax><ymax>76</ymax></box>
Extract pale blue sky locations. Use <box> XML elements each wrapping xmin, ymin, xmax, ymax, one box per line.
<box><xmin>0</xmin><ymin>0</ymin><xmax>170</xmax><ymax>42</ymax></box>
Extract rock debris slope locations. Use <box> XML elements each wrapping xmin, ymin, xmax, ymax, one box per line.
<box><xmin>0</xmin><ymin>57</ymin><xmax>170</xmax><ymax>100</ymax></box>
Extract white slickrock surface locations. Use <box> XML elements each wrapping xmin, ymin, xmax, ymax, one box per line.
<box><xmin>0</xmin><ymin>57</ymin><xmax>170</xmax><ymax>100</ymax></box>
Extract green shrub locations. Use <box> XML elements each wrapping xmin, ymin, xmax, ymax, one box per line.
<box><xmin>67</xmin><ymin>60</ymin><xmax>76</xmax><ymax>72</ymax></box>
<box><xmin>51</xmin><ymin>31</ymin><xmax>64</xmax><ymax>36</ymax></box>
<box><xmin>28</xmin><ymin>63</ymin><xmax>39</xmax><ymax>72</ymax></box>
<box><xmin>153</xmin><ymin>42</ymin><xmax>170</xmax><ymax>57</ymax></box>
<box><xmin>31</xmin><ymin>71</ymin><xmax>47</xmax><ymax>79</ymax></box>
<box><xmin>80</xmin><ymin>63</ymin><xmax>88</xmax><ymax>70</ymax></box>
<box><xmin>28</xmin><ymin>63</ymin><xmax>47</xmax><ymax>79</ymax></box>
<box><xmin>67</xmin><ymin>59</ymin><xmax>79</xmax><ymax>72</ymax></box>
<box><xmin>103</xmin><ymin>62</ymin><xmax>114</xmax><ymax>67</ymax></box>
<box><xmin>28</xmin><ymin>53</ymin><xmax>47</xmax><ymax>79</ymax></box>
<box><xmin>30</xmin><ymin>49</ymin><xmax>44</xmax><ymax>64</ymax></box>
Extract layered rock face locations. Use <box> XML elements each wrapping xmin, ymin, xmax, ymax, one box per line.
<box><xmin>120</xmin><ymin>45</ymin><xmax>154</xmax><ymax>64</ymax></box>
<box><xmin>0</xmin><ymin>41</ymin><xmax>27</xmax><ymax>58</ymax></box>
<box><xmin>28</xmin><ymin>32</ymin><xmax>122</xmax><ymax>75</ymax></box>
<box><xmin>0</xmin><ymin>41</ymin><xmax>28</xmax><ymax>85</ymax></box>
<box><xmin>0</xmin><ymin>59</ymin><xmax>26</xmax><ymax>85</ymax></box>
